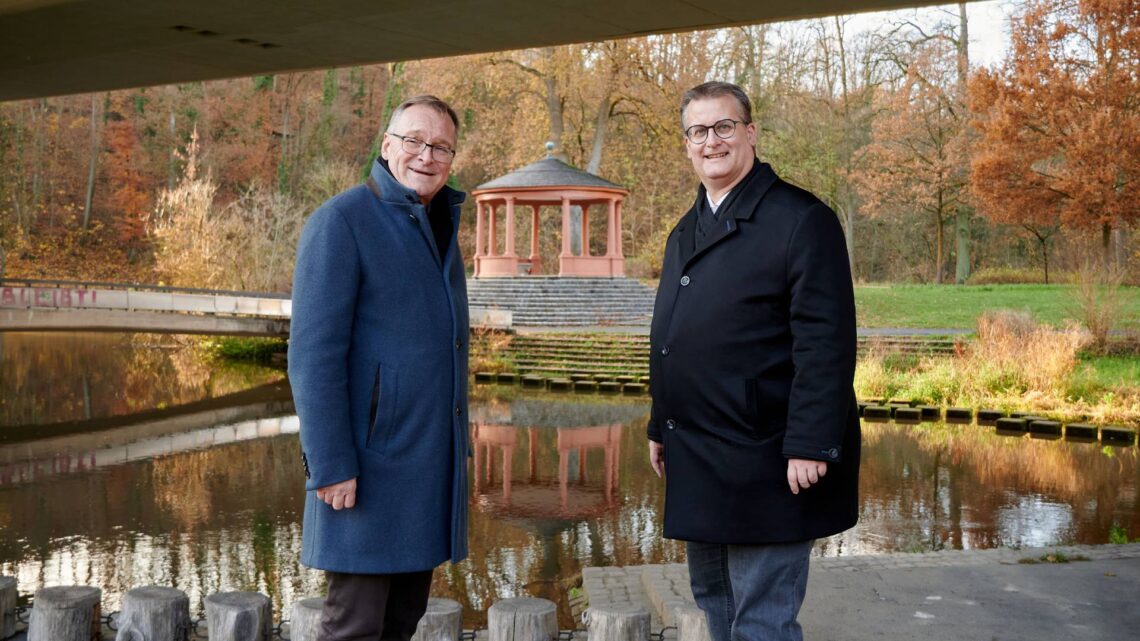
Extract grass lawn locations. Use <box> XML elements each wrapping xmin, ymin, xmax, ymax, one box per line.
<box><xmin>1075</xmin><ymin>355</ymin><xmax>1140</xmax><ymax>391</ymax></box>
<box><xmin>855</xmin><ymin>284</ymin><xmax>1140</xmax><ymax>329</ymax></box>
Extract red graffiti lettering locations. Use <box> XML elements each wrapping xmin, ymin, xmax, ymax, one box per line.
<box><xmin>76</xmin><ymin>290</ymin><xmax>88</xmax><ymax>306</ymax></box>
<box><xmin>59</xmin><ymin>290</ymin><xmax>72</xmax><ymax>307</ymax></box>
<box><xmin>0</xmin><ymin>288</ymin><xmax>14</xmax><ymax>306</ymax></box>
<box><xmin>35</xmin><ymin>289</ymin><xmax>54</xmax><ymax>307</ymax></box>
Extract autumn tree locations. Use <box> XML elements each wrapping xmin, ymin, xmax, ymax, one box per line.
<box><xmin>971</xmin><ymin>0</ymin><xmax>1140</xmax><ymax>269</ymax></box>
<box><xmin>854</xmin><ymin>31</ymin><xmax>970</xmax><ymax>283</ymax></box>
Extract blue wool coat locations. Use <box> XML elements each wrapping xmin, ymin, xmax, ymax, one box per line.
<box><xmin>288</xmin><ymin>159</ymin><xmax>469</xmax><ymax>573</ymax></box>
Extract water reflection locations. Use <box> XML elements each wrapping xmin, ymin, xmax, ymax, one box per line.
<box><xmin>0</xmin><ymin>334</ymin><xmax>1137</xmax><ymax>629</ymax></box>
<box><xmin>0</xmin><ymin>332</ymin><xmax>284</xmax><ymax>427</ymax></box>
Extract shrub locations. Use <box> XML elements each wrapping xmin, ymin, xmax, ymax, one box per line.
<box><xmin>967</xmin><ymin>266</ymin><xmax>1053</xmax><ymax>285</ymax></box>
<box><xmin>1068</xmin><ymin>262</ymin><xmax>1126</xmax><ymax>354</ymax></box>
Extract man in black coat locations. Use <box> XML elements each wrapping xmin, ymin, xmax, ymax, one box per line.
<box><xmin>648</xmin><ymin>81</ymin><xmax>860</xmax><ymax>641</ymax></box>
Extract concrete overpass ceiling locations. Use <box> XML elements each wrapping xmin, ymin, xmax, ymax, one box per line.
<box><xmin>0</xmin><ymin>0</ymin><xmax>940</xmax><ymax>101</ymax></box>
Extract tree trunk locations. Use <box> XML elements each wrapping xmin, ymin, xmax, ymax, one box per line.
<box><xmin>584</xmin><ymin>604</ymin><xmax>650</xmax><ymax>641</ymax></box>
<box><xmin>834</xmin><ymin>16</ymin><xmax>856</xmax><ymax>277</ymax></box>
<box><xmin>27</xmin><ymin>585</ymin><xmax>101</xmax><ymax>641</ymax></box>
<box><xmin>411</xmin><ymin>598</ymin><xmax>463</xmax><ymax>641</ymax></box>
<box><xmin>114</xmin><ymin>586</ymin><xmax>190</xmax><ymax>641</ymax></box>
<box><xmin>288</xmin><ymin>597</ymin><xmax>324</xmax><ymax>641</ymax></box>
<box><xmin>1102</xmin><ymin>222</ymin><xmax>1112</xmax><ymax>271</ymax></box>
<box><xmin>935</xmin><ymin>214</ymin><xmax>945</xmax><ymax>284</ymax></box>
<box><xmin>954</xmin><ymin>3</ymin><xmax>972</xmax><ymax>284</ymax></box>
<box><xmin>488</xmin><ymin>597</ymin><xmax>557</xmax><ymax>641</ymax></box>
<box><xmin>205</xmin><ymin>591</ymin><xmax>272</xmax><ymax>641</ymax></box>
<box><xmin>955</xmin><ymin>209</ymin><xmax>970</xmax><ymax>284</ymax></box>
<box><xmin>672</xmin><ymin>604</ymin><xmax>712</xmax><ymax>641</ymax></box>
<box><xmin>82</xmin><ymin>93</ymin><xmax>101</xmax><ymax>231</ymax></box>
<box><xmin>0</xmin><ymin>576</ymin><xmax>16</xmax><ymax>639</ymax></box>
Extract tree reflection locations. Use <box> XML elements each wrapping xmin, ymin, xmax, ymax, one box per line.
<box><xmin>0</xmin><ymin>332</ymin><xmax>284</xmax><ymax>427</ymax></box>
<box><xmin>1</xmin><ymin>393</ymin><xmax>1136</xmax><ymax>629</ymax></box>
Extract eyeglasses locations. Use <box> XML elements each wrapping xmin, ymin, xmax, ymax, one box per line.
<box><xmin>683</xmin><ymin>118</ymin><xmax>748</xmax><ymax>144</ymax></box>
<box><xmin>387</xmin><ymin>132</ymin><xmax>457</xmax><ymax>163</ymax></box>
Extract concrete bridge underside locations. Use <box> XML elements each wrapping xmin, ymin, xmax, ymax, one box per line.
<box><xmin>1</xmin><ymin>0</ymin><xmax>961</xmax><ymax>101</ymax></box>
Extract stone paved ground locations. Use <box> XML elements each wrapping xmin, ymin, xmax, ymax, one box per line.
<box><xmin>578</xmin><ymin>543</ymin><xmax>1140</xmax><ymax>640</ymax></box>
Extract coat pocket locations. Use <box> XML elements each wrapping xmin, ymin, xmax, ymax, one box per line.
<box><xmin>366</xmin><ymin>362</ymin><xmax>398</xmax><ymax>454</ymax></box>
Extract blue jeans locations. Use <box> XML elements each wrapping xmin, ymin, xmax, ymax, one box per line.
<box><xmin>686</xmin><ymin>539</ymin><xmax>814</xmax><ymax>641</ymax></box>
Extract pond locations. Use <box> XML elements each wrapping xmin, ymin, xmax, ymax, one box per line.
<box><xmin>0</xmin><ymin>333</ymin><xmax>1137</xmax><ymax>628</ymax></box>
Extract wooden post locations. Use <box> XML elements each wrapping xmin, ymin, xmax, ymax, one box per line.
<box><xmin>672</xmin><ymin>605</ymin><xmax>711</xmax><ymax>641</ymax></box>
<box><xmin>114</xmin><ymin>586</ymin><xmax>189</xmax><ymax>641</ymax></box>
<box><xmin>488</xmin><ymin>597</ymin><xmax>557</xmax><ymax>641</ymax></box>
<box><xmin>0</xmin><ymin>576</ymin><xmax>17</xmax><ymax>639</ymax></box>
<box><xmin>205</xmin><ymin>591</ymin><xmax>272</xmax><ymax>641</ymax></box>
<box><xmin>28</xmin><ymin>585</ymin><xmax>101</xmax><ymax>641</ymax></box>
<box><xmin>411</xmin><ymin>597</ymin><xmax>462</xmax><ymax>641</ymax></box>
<box><xmin>583</xmin><ymin>604</ymin><xmax>650</xmax><ymax>641</ymax></box>
<box><xmin>289</xmin><ymin>597</ymin><xmax>325</xmax><ymax>641</ymax></box>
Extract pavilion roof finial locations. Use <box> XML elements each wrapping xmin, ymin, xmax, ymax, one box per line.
<box><xmin>545</xmin><ymin>141</ymin><xmax>556</xmax><ymax>157</ymax></box>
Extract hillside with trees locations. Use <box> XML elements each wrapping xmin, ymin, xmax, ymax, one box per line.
<box><xmin>0</xmin><ymin>0</ymin><xmax>1136</xmax><ymax>290</ymax></box>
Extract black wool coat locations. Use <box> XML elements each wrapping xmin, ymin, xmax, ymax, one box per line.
<box><xmin>648</xmin><ymin>160</ymin><xmax>861</xmax><ymax>544</ymax></box>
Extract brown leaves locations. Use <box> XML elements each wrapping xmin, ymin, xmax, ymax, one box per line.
<box><xmin>970</xmin><ymin>0</ymin><xmax>1140</xmax><ymax>234</ymax></box>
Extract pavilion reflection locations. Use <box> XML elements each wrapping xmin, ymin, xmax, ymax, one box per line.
<box><xmin>472</xmin><ymin>422</ymin><xmax>622</xmax><ymax>518</ymax></box>
<box><xmin>469</xmin><ymin>399</ymin><xmax>645</xmax><ymax>521</ymax></box>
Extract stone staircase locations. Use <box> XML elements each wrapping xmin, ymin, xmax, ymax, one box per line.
<box><xmin>467</xmin><ymin>277</ymin><xmax>655</xmax><ymax>327</ymax></box>
<box><xmin>507</xmin><ymin>333</ymin><xmax>651</xmax><ymax>378</ymax></box>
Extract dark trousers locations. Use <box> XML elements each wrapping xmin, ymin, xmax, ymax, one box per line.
<box><xmin>318</xmin><ymin>570</ymin><xmax>434</xmax><ymax>641</ymax></box>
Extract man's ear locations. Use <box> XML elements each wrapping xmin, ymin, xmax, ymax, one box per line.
<box><xmin>379</xmin><ymin>132</ymin><xmax>391</xmax><ymax>161</ymax></box>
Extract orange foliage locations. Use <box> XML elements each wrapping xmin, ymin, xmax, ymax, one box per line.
<box><xmin>970</xmin><ymin>0</ymin><xmax>1140</xmax><ymax>233</ymax></box>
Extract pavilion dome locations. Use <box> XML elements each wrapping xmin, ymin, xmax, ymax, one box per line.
<box><xmin>475</xmin><ymin>156</ymin><xmax>624</xmax><ymax>192</ymax></box>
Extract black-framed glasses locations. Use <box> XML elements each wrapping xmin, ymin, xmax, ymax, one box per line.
<box><xmin>684</xmin><ymin>118</ymin><xmax>748</xmax><ymax>144</ymax></box>
<box><xmin>387</xmin><ymin>132</ymin><xmax>457</xmax><ymax>163</ymax></box>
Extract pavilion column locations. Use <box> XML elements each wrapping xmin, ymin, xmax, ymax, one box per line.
<box><xmin>474</xmin><ymin>202</ymin><xmax>486</xmax><ymax>276</ymax></box>
<box><xmin>530</xmin><ymin>206</ymin><xmax>540</xmax><ymax>261</ymax></box>
<box><xmin>560</xmin><ymin>197</ymin><xmax>571</xmax><ymax>258</ymax></box>
<box><xmin>505</xmin><ymin>197</ymin><xmax>517</xmax><ymax>257</ymax></box>
<box><xmin>605</xmin><ymin>198</ymin><xmax>617</xmax><ymax>257</ymax></box>
<box><xmin>581</xmin><ymin>206</ymin><xmax>590</xmax><ymax>257</ymax></box>
<box><xmin>488</xmin><ymin>204</ymin><xmax>497</xmax><ymax>257</ymax></box>
<box><xmin>616</xmin><ymin>199</ymin><xmax>624</xmax><ymax>257</ymax></box>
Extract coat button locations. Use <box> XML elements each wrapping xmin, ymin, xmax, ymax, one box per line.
<box><xmin>666</xmin><ymin>419</ymin><xmax>676</xmax><ymax>430</ymax></box>
<box><xmin>680</xmin><ymin>275</ymin><xmax>690</xmax><ymax>287</ymax></box>
<box><xmin>455</xmin><ymin>339</ymin><xmax>463</xmax><ymax>350</ymax></box>
<box><xmin>455</xmin><ymin>406</ymin><xmax>462</xmax><ymax>417</ymax></box>
<box><xmin>828</xmin><ymin>447</ymin><xmax>839</xmax><ymax>459</ymax></box>
<box><xmin>660</xmin><ymin>345</ymin><xmax>670</xmax><ymax>356</ymax></box>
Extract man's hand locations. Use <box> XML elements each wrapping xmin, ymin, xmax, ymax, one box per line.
<box><xmin>649</xmin><ymin>440</ymin><xmax>665</xmax><ymax>478</ymax></box>
<box><xmin>316</xmin><ymin>477</ymin><xmax>358</xmax><ymax>510</ymax></box>
<box><xmin>787</xmin><ymin>459</ymin><xmax>827</xmax><ymax>495</ymax></box>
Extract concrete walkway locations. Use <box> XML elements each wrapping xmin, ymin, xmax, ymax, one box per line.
<box><xmin>578</xmin><ymin>543</ymin><xmax>1140</xmax><ymax>641</ymax></box>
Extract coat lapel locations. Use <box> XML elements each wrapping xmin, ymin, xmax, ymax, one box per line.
<box><xmin>682</xmin><ymin>160</ymin><xmax>779</xmax><ymax>271</ymax></box>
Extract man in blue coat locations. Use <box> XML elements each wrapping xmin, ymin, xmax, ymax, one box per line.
<box><xmin>288</xmin><ymin>95</ymin><xmax>469</xmax><ymax>641</ymax></box>
<box><xmin>648</xmin><ymin>82</ymin><xmax>860</xmax><ymax>641</ymax></box>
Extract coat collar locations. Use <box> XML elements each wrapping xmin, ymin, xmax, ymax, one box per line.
<box><xmin>367</xmin><ymin>157</ymin><xmax>467</xmax><ymax>208</ymax></box>
<box><xmin>674</xmin><ymin>159</ymin><xmax>778</xmax><ymax>267</ymax></box>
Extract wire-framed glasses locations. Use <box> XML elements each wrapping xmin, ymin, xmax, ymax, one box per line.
<box><xmin>387</xmin><ymin>132</ymin><xmax>456</xmax><ymax>163</ymax></box>
<box><xmin>684</xmin><ymin>118</ymin><xmax>747</xmax><ymax>144</ymax></box>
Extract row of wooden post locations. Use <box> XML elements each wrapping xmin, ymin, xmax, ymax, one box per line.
<box><xmin>0</xmin><ymin>577</ymin><xmax>711</xmax><ymax>641</ymax></box>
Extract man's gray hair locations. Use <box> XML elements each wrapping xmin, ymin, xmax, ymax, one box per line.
<box><xmin>680</xmin><ymin>82</ymin><xmax>752</xmax><ymax>127</ymax></box>
<box><xmin>387</xmin><ymin>95</ymin><xmax>460</xmax><ymax>134</ymax></box>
